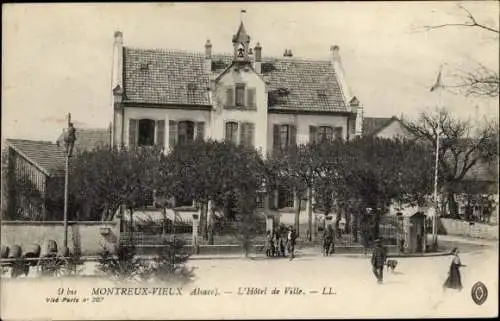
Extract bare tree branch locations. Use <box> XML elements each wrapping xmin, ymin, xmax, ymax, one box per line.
<box><xmin>422</xmin><ymin>4</ymin><xmax>499</xmax><ymax>34</ymax></box>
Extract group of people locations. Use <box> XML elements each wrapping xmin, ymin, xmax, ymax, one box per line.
<box><xmin>265</xmin><ymin>225</ymin><xmax>297</xmax><ymax>259</ymax></box>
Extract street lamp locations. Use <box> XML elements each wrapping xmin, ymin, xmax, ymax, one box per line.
<box><xmin>63</xmin><ymin>113</ymin><xmax>76</xmax><ymax>251</ymax></box>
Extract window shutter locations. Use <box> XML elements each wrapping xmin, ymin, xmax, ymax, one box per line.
<box><xmin>156</xmin><ymin>120</ymin><xmax>165</xmax><ymax>148</ymax></box>
<box><xmin>289</xmin><ymin>125</ymin><xmax>297</xmax><ymax>146</ymax></box>
<box><xmin>309</xmin><ymin>126</ymin><xmax>317</xmax><ymax>144</ymax></box>
<box><xmin>226</xmin><ymin>87</ymin><xmax>234</xmax><ymax>107</ymax></box>
<box><xmin>334</xmin><ymin>127</ymin><xmax>343</xmax><ymax>140</ymax></box>
<box><xmin>247</xmin><ymin>123</ymin><xmax>255</xmax><ymax>147</ymax></box>
<box><xmin>169</xmin><ymin>120</ymin><xmax>178</xmax><ymax>148</ymax></box>
<box><xmin>196</xmin><ymin>122</ymin><xmax>205</xmax><ymax>140</ymax></box>
<box><xmin>273</xmin><ymin>124</ymin><xmax>280</xmax><ymax>151</ymax></box>
<box><xmin>240</xmin><ymin>123</ymin><xmax>247</xmax><ymax>146</ymax></box>
<box><xmin>128</xmin><ymin>119</ymin><xmax>138</xmax><ymax>147</ymax></box>
<box><xmin>247</xmin><ymin>87</ymin><xmax>256</xmax><ymax>107</ymax></box>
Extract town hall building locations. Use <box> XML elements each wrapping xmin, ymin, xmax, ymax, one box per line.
<box><xmin>110</xmin><ymin>21</ymin><xmax>364</xmax><ymax>156</ymax></box>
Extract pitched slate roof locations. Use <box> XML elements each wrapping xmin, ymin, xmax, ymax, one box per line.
<box><xmin>6</xmin><ymin>139</ymin><xmax>66</xmax><ymax>177</ymax></box>
<box><xmin>122</xmin><ymin>48</ymin><xmax>349</xmax><ymax>112</ymax></box>
<box><xmin>56</xmin><ymin>128</ymin><xmax>111</xmax><ymax>153</ymax></box>
<box><xmin>363</xmin><ymin>117</ymin><xmax>394</xmax><ymax>136</ymax></box>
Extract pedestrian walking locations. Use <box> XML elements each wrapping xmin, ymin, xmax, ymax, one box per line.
<box><xmin>323</xmin><ymin>224</ymin><xmax>335</xmax><ymax>256</ymax></box>
<box><xmin>286</xmin><ymin>226</ymin><xmax>297</xmax><ymax>259</ymax></box>
<box><xmin>371</xmin><ymin>239</ymin><xmax>387</xmax><ymax>284</ymax></box>
<box><xmin>443</xmin><ymin>247</ymin><xmax>465</xmax><ymax>291</ymax></box>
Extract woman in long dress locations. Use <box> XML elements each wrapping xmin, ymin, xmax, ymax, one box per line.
<box><xmin>443</xmin><ymin>248</ymin><xmax>465</xmax><ymax>291</ymax></box>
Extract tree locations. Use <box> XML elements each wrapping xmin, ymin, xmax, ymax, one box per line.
<box><xmin>267</xmin><ymin>145</ymin><xmax>313</xmax><ymax>237</ymax></box>
<box><xmin>403</xmin><ymin>109</ymin><xmax>498</xmax><ymax>218</ymax></box>
<box><xmin>420</xmin><ymin>4</ymin><xmax>499</xmax><ymax>97</ymax></box>
<box><xmin>312</xmin><ymin>137</ymin><xmax>435</xmax><ymax>241</ymax></box>
<box><xmin>69</xmin><ymin>146</ymin><xmax>163</xmax><ymax>221</ymax></box>
<box><xmin>164</xmin><ymin>140</ymin><xmax>267</xmax><ymax>245</ymax></box>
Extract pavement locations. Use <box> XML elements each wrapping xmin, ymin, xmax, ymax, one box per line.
<box><xmin>1</xmin><ymin>235</ymin><xmax>497</xmax><ymax>319</ymax></box>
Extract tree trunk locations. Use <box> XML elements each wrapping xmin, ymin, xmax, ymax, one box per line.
<box><xmin>307</xmin><ymin>186</ymin><xmax>313</xmax><ymax>241</ymax></box>
<box><xmin>447</xmin><ymin>191</ymin><xmax>459</xmax><ymax>219</ymax></box>
<box><xmin>208</xmin><ymin>200</ymin><xmax>214</xmax><ymax>245</ymax></box>
<box><xmin>295</xmin><ymin>199</ymin><xmax>301</xmax><ymax>235</ymax></box>
<box><xmin>345</xmin><ymin>206</ymin><xmax>351</xmax><ymax>234</ymax></box>
<box><xmin>352</xmin><ymin>211</ymin><xmax>359</xmax><ymax>243</ymax></box>
<box><xmin>199</xmin><ymin>202</ymin><xmax>209</xmax><ymax>241</ymax></box>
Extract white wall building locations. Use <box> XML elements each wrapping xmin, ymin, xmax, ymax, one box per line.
<box><xmin>110</xmin><ymin>22</ymin><xmax>364</xmax><ymax>158</ymax></box>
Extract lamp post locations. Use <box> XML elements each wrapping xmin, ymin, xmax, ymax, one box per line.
<box><xmin>63</xmin><ymin>113</ymin><xmax>76</xmax><ymax>250</ymax></box>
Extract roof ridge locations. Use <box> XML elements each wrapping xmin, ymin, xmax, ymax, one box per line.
<box><xmin>125</xmin><ymin>47</ymin><xmax>330</xmax><ymax>63</ymax></box>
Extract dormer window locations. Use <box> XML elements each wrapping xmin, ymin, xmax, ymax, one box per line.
<box><xmin>139</xmin><ymin>63</ymin><xmax>150</xmax><ymax>71</ymax></box>
<box><xmin>317</xmin><ymin>89</ymin><xmax>327</xmax><ymax>98</ymax></box>
<box><xmin>187</xmin><ymin>83</ymin><xmax>197</xmax><ymax>91</ymax></box>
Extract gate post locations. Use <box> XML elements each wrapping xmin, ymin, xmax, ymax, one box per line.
<box><xmin>192</xmin><ymin>214</ymin><xmax>199</xmax><ymax>254</ymax></box>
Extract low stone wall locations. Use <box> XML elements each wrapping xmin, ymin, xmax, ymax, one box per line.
<box><xmin>439</xmin><ymin>218</ymin><xmax>499</xmax><ymax>240</ymax></box>
<box><xmin>1</xmin><ymin>219</ymin><xmax>121</xmax><ymax>256</ymax></box>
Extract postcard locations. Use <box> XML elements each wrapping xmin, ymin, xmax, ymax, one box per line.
<box><xmin>1</xmin><ymin>2</ymin><xmax>498</xmax><ymax>320</ymax></box>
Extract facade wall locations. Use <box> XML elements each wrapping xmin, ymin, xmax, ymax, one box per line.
<box><xmin>439</xmin><ymin>217</ymin><xmax>499</xmax><ymax>240</ymax></box>
<box><xmin>1</xmin><ymin>219</ymin><xmax>121</xmax><ymax>256</ymax></box>
<box><xmin>268</xmin><ymin>113</ymin><xmax>351</xmax><ymax>148</ymax></box>
<box><xmin>121</xmin><ymin>107</ymin><xmax>211</xmax><ymax>149</ymax></box>
<box><xmin>212</xmin><ymin>68</ymin><xmax>268</xmax><ymax>154</ymax></box>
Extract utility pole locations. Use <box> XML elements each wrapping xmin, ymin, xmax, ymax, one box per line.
<box><xmin>63</xmin><ymin>113</ymin><xmax>76</xmax><ymax>251</ymax></box>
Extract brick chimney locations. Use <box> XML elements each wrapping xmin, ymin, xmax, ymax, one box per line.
<box><xmin>283</xmin><ymin>49</ymin><xmax>293</xmax><ymax>57</ymax></box>
<box><xmin>112</xmin><ymin>31</ymin><xmax>124</xmax><ymax>92</ymax></box>
<box><xmin>254</xmin><ymin>42</ymin><xmax>262</xmax><ymax>73</ymax></box>
<box><xmin>204</xmin><ymin>39</ymin><xmax>212</xmax><ymax>75</ymax></box>
<box><xmin>111</xmin><ymin>31</ymin><xmax>124</xmax><ymax>148</ymax></box>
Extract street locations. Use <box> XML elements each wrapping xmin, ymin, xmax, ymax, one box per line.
<box><xmin>1</xmin><ymin>236</ymin><xmax>497</xmax><ymax>319</ymax></box>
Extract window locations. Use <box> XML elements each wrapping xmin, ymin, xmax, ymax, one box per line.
<box><xmin>318</xmin><ymin>126</ymin><xmax>334</xmax><ymax>142</ymax></box>
<box><xmin>128</xmin><ymin>119</ymin><xmax>165</xmax><ymax>148</ymax></box>
<box><xmin>309</xmin><ymin>125</ymin><xmax>342</xmax><ymax>143</ymax></box>
<box><xmin>178</xmin><ymin>121</ymin><xmax>195</xmax><ymax>144</ymax></box>
<box><xmin>235</xmin><ymin>84</ymin><xmax>245</xmax><ymax>107</ymax></box>
<box><xmin>277</xmin><ymin>186</ymin><xmax>294</xmax><ymax>209</ymax></box>
<box><xmin>169</xmin><ymin>121</ymin><xmax>204</xmax><ymax>148</ymax></box>
<box><xmin>273</xmin><ymin>124</ymin><xmax>296</xmax><ymax>151</ymax></box>
<box><xmin>240</xmin><ymin>122</ymin><xmax>255</xmax><ymax>147</ymax></box>
<box><xmin>225</xmin><ymin>122</ymin><xmax>239</xmax><ymax>144</ymax></box>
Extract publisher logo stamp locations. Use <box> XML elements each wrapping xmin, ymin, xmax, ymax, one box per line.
<box><xmin>471</xmin><ymin>281</ymin><xmax>488</xmax><ymax>305</ymax></box>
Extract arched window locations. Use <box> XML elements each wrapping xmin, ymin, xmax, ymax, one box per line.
<box><xmin>138</xmin><ymin>119</ymin><xmax>155</xmax><ymax>146</ymax></box>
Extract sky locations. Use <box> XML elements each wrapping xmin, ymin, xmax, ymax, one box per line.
<box><xmin>2</xmin><ymin>2</ymin><xmax>499</xmax><ymax>143</ymax></box>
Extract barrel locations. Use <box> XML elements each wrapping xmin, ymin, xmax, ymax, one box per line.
<box><xmin>24</xmin><ymin>244</ymin><xmax>42</xmax><ymax>266</ymax></box>
<box><xmin>8</xmin><ymin>245</ymin><xmax>22</xmax><ymax>259</ymax></box>
<box><xmin>42</xmin><ymin>240</ymin><xmax>58</xmax><ymax>256</ymax></box>
<box><xmin>0</xmin><ymin>245</ymin><xmax>9</xmax><ymax>259</ymax></box>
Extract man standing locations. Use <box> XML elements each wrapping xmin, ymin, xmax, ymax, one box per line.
<box><xmin>371</xmin><ymin>239</ymin><xmax>387</xmax><ymax>284</ymax></box>
<box><xmin>286</xmin><ymin>225</ymin><xmax>297</xmax><ymax>260</ymax></box>
<box><xmin>323</xmin><ymin>224</ymin><xmax>335</xmax><ymax>256</ymax></box>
